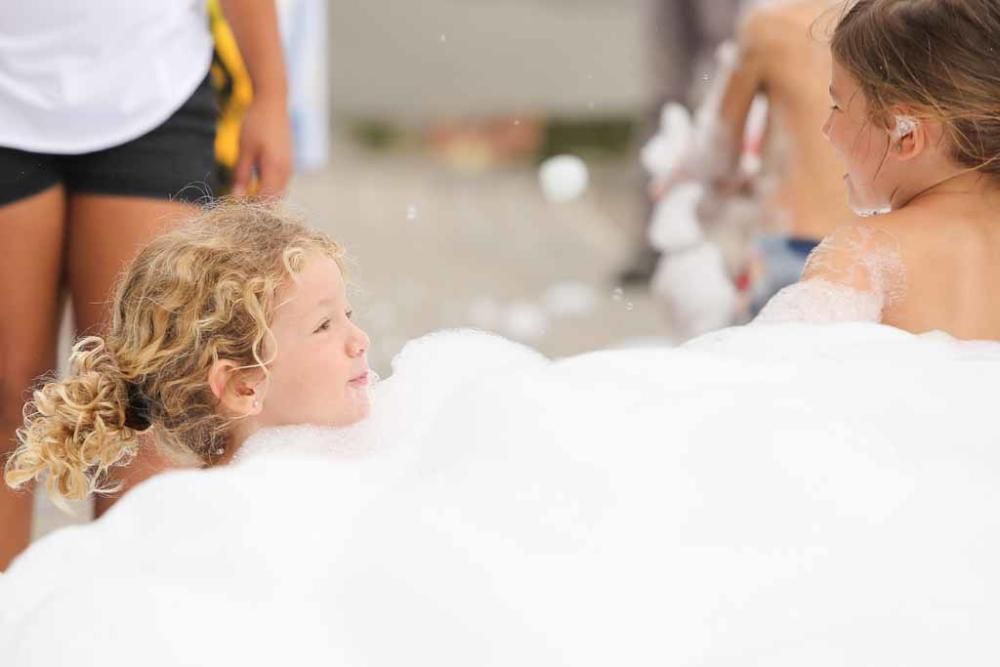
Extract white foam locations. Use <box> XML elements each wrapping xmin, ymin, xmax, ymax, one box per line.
<box><xmin>853</xmin><ymin>205</ymin><xmax>892</xmax><ymax>218</ymax></box>
<box><xmin>652</xmin><ymin>243</ymin><xmax>737</xmax><ymax>338</ymax></box>
<box><xmin>646</xmin><ymin>180</ymin><xmax>737</xmax><ymax>338</ymax></box>
<box><xmin>756</xmin><ymin>224</ymin><xmax>906</xmax><ymax>324</ymax></box>
<box><xmin>640</xmin><ymin>41</ymin><xmax>754</xmax><ymax>339</ymax></box>
<box><xmin>541</xmin><ymin>281</ymin><xmax>598</xmax><ymax>318</ymax></box>
<box><xmin>892</xmin><ymin>115</ymin><xmax>919</xmax><ymax>140</ymax></box>
<box><xmin>755</xmin><ymin>278</ymin><xmax>883</xmax><ymax>324</ymax></box>
<box><xmin>538</xmin><ymin>155</ymin><xmax>589</xmax><ymax>203</ymax></box>
<box><xmin>3</xmin><ymin>327</ymin><xmax>1000</xmax><ymax>666</ymax></box>
<box><xmin>640</xmin><ymin>103</ymin><xmax>693</xmax><ymax>177</ymax></box>
<box><xmin>648</xmin><ymin>181</ymin><xmax>705</xmax><ymax>251</ymax></box>
<box><xmin>500</xmin><ymin>301</ymin><xmax>548</xmax><ymax>342</ymax></box>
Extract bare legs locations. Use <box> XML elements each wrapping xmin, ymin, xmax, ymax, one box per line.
<box><xmin>0</xmin><ymin>186</ymin><xmax>66</xmax><ymax>570</ymax></box>
<box><xmin>0</xmin><ymin>192</ymin><xmax>196</xmax><ymax>570</ymax></box>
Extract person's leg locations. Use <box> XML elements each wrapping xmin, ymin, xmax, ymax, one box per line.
<box><xmin>0</xmin><ymin>185</ymin><xmax>66</xmax><ymax>570</ymax></box>
<box><xmin>65</xmin><ymin>195</ymin><xmax>197</xmax><ymax>516</ymax></box>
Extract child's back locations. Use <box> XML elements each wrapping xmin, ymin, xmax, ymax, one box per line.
<box><xmin>759</xmin><ymin>0</ymin><xmax>1000</xmax><ymax>341</ymax></box>
<box><xmin>876</xmin><ymin>189</ymin><xmax>1000</xmax><ymax>339</ymax></box>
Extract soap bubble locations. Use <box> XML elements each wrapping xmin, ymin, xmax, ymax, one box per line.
<box><xmin>501</xmin><ymin>302</ymin><xmax>548</xmax><ymax>342</ymax></box>
<box><xmin>538</xmin><ymin>155</ymin><xmax>589</xmax><ymax>203</ymax></box>
<box><xmin>541</xmin><ymin>282</ymin><xmax>598</xmax><ymax>318</ymax></box>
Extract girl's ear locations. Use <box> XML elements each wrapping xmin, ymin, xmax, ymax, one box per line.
<box><xmin>208</xmin><ymin>359</ymin><xmax>264</xmax><ymax>417</ymax></box>
<box><xmin>890</xmin><ymin>113</ymin><xmax>926</xmax><ymax>161</ymax></box>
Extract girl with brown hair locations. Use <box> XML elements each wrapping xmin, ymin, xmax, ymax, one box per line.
<box><xmin>757</xmin><ymin>0</ymin><xmax>1000</xmax><ymax>340</ymax></box>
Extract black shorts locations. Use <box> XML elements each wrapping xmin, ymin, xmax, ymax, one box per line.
<box><xmin>0</xmin><ymin>73</ymin><xmax>219</xmax><ymax>207</ymax></box>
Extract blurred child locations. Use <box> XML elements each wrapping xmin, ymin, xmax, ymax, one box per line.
<box><xmin>706</xmin><ymin>0</ymin><xmax>851</xmax><ymax>312</ymax></box>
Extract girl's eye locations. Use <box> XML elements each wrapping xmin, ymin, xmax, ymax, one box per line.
<box><xmin>314</xmin><ymin>319</ymin><xmax>332</xmax><ymax>333</ymax></box>
<box><xmin>346</xmin><ymin>310</ymin><xmax>353</xmax><ymax>320</ymax></box>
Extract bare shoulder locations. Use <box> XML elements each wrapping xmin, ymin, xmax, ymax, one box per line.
<box><xmin>873</xmin><ymin>207</ymin><xmax>983</xmax><ymax>259</ymax></box>
<box><xmin>802</xmin><ymin>218</ymin><xmax>906</xmax><ymax>296</ymax></box>
<box><xmin>739</xmin><ymin>2</ymin><xmax>784</xmax><ymax>50</ymax></box>
<box><xmin>741</xmin><ymin>0</ymin><xmax>826</xmax><ymax>45</ymax></box>
<box><xmin>736</xmin><ymin>3</ymin><xmax>789</xmax><ymax>76</ymax></box>
<box><xmin>756</xmin><ymin>217</ymin><xmax>902</xmax><ymax>324</ymax></box>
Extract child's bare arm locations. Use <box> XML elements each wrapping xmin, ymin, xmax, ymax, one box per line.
<box><xmin>705</xmin><ymin>10</ymin><xmax>770</xmax><ymax>189</ymax></box>
<box><xmin>218</xmin><ymin>0</ymin><xmax>292</xmax><ymax>198</ymax></box>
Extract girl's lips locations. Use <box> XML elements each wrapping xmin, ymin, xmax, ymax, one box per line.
<box><xmin>349</xmin><ymin>371</ymin><xmax>370</xmax><ymax>387</ymax></box>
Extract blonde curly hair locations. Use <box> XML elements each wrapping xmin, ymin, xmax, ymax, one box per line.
<box><xmin>4</xmin><ymin>200</ymin><xmax>344</xmax><ymax>501</ymax></box>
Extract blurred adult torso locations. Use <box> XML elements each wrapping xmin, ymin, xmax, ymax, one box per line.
<box><xmin>0</xmin><ymin>0</ymin><xmax>212</xmax><ymax>154</ymax></box>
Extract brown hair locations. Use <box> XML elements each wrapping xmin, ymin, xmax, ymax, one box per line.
<box><xmin>4</xmin><ymin>200</ymin><xmax>344</xmax><ymax>501</ymax></box>
<box><xmin>831</xmin><ymin>0</ymin><xmax>1000</xmax><ymax>174</ymax></box>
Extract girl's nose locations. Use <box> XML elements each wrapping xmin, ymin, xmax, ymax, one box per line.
<box><xmin>347</xmin><ymin>322</ymin><xmax>370</xmax><ymax>358</ymax></box>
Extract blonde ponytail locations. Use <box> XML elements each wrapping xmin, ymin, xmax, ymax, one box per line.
<box><xmin>5</xmin><ymin>337</ymin><xmax>142</xmax><ymax>501</ymax></box>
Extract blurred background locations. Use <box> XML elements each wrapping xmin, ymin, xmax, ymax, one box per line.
<box><xmin>312</xmin><ymin>0</ymin><xmax>663</xmax><ymax>377</ymax></box>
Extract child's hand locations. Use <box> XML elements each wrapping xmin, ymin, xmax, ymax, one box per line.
<box><xmin>233</xmin><ymin>95</ymin><xmax>292</xmax><ymax>199</ymax></box>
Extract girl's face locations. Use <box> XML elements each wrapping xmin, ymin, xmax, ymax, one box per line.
<box><xmin>259</xmin><ymin>255</ymin><xmax>372</xmax><ymax>428</ymax></box>
<box><xmin>822</xmin><ymin>60</ymin><xmax>897</xmax><ymax>215</ymax></box>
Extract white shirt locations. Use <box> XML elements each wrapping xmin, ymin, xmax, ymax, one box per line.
<box><xmin>0</xmin><ymin>0</ymin><xmax>213</xmax><ymax>154</ymax></box>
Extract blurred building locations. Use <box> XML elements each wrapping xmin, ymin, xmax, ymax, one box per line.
<box><xmin>329</xmin><ymin>0</ymin><xmax>646</xmax><ymax>122</ymax></box>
